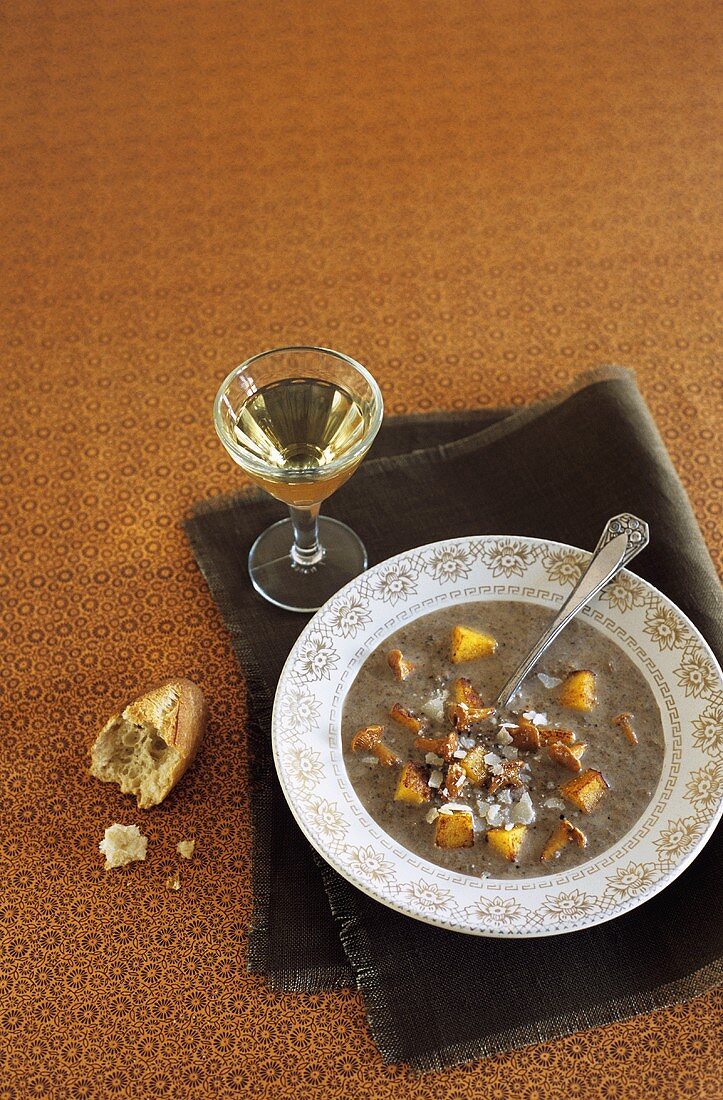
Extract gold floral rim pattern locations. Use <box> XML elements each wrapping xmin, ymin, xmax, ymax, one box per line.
<box><xmin>273</xmin><ymin>537</ymin><xmax>723</xmax><ymax>937</ymax></box>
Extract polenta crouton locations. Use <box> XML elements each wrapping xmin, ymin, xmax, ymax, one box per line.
<box><xmin>561</xmin><ymin>769</ymin><xmax>609</xmax><ymax>813</ymax></box>
<box><xmin>557</xmin><ymin>670</ymin><xmax>597</xmax><ymax>712</ymax></box>
<box><xmin>450</xmin><ymin>625</ymin><xmax>498</xmax><ymax>663</ymax></box>
<box><xmin>435</xmin><ymin>809</ymin><xmax>474</xmax><ymax>848</ymax></box>
<box><xmin>394</xmin><ymin>762</ymin><xmax>431</xmax><ymax>805</ymax></box>
<box><xmin>486</xmin><ymin>824</ymin><xmax>527</xmax><ymax>861</ymax></box>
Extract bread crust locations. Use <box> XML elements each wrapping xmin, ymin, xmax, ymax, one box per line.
<box><xmin>91</xmin><ymin>679</ymin><xmax>208</xmax><ymax>808</ymax></box>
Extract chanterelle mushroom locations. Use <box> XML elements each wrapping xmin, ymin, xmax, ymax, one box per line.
<box><xmin>540</xmin><ymin>818</ymin><xmax>587</xmax><ymax>862</ymax></box>
<box><xmin>387</xmin><ymin>649</ymin><xmax>414</xmax><ymax>681</ymax></box>
<box><xmin>389</xmin><ymin>703</ymin><xmax>425</xmax><ymax>733</ymax></box>
<box><xmin>414</xmin><ymin>730</ymin><xmax>458</xmax><ymax>762</ymax></box>
<box><xmin>487</xmin><ymin>759</ymin><xmax>526</xmax><ymax>797</ymax></box>
<box><xmin>350</xmin><ymin>725</ymin><xmax>401</xmax><ymax>767</ymax></box>
<box><xmin>613</xmin><ymin>712</ymin><xmax>638</xmax><ymax>745</ymax></box>
<box><xmin>508</xmin><ymin>715</ymin><xmax>541</xmax><ymax>750</ymax></box>
<box><xmin>442</xmin><ymin>762</ymin><xmax>466</xmax><ymax>800</ymax></box>
<box><xmin>547</xmin><ymin>741</ymin><xmax>587</xmax><ymax>772</ymax></box>
<box><xmin>447</xmin><ymin>701</ymin><xmax>495</xmax><ymax>731</ymax></box>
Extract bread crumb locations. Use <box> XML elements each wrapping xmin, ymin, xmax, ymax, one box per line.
<box><xmin>165</xmin><ymin>871</ymin><xmax>181</xmax><ymax>891</ymax></box>
<box><xmin>99</xmin><ymin>823</ymin><xmax>148</xmax><ymax>870</ymax></box>
<box><xmin>176</xmin><ymin>839</ymin><xmax>195</xmax><ymax>860</ymax></box>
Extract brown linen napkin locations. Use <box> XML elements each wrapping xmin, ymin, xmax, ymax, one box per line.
<box><xmin>185</xmin><ymin>367</ymin><xmax>722</xmax><ymax>1069</ymax></box>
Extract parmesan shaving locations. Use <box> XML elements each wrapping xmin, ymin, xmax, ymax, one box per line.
<box><xmin>509</xmin><ymin>791</ymin><xmax>536</xmax><ymax>825</ymax></box>
<box><xmin>421</xmin><ymin>689</ymin><xmax>448</xmax><ymax>722</ymax></box>
<box><xmin>544</xmin><ymin>796</ymin><xmax>566</xmax><ymax>810</ymax></box>
<box><xmin>522</xmin><ymin>710</ymin><xmax>548</xmax><ymax>726</ymax></box>
<box><xmin>486</xmin><ymin>804</ymin><xmax>504</xmax><ymax>827</ymax></box>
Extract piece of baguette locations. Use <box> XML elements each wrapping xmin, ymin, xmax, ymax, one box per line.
<box><xmin>90</xmin><ymin>679</ymin><xmax>207</xmax><ymax>809</ymax></box>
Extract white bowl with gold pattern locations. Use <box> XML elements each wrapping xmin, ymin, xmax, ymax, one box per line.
<box><xmin>272</xmin><ymin>536</ymin><xmax>723</xmax><ymax>936</ymax></box>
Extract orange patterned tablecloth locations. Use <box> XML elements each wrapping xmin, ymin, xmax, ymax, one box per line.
<box><xmin>1</xmin><ymin>2</ymin><xmax>721</xmax><ymax>1097</ymax></box>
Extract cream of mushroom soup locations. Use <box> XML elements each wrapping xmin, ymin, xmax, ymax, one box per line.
<box><xmin>342</xmin><ymin>601</ymin><xmax>665</xmax><ymax>879</ymax></box>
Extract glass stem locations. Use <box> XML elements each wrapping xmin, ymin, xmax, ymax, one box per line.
<box><xmin>289</xmin><ymin>504</ymin><xmax>325</xmax><ymax>569</ymax></box>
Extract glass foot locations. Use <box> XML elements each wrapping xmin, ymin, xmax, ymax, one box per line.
<box><xmin>248</xmin><ymin>517</ymin><xmax>368</xmax><ymax>613</ymax></box>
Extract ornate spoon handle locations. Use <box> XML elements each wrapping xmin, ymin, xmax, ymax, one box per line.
<box><xmin>494</xmin><ymin>514</ymin><xmax>649</xmax><ymax>709</ymax></box>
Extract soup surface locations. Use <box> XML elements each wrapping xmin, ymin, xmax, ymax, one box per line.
<box><xmin>342</xmin><ymin>601</ymin><xmax>665</xmax><ymax>879</ymax></box>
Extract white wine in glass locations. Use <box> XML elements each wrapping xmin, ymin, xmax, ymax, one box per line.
<box><xmin>214</xmin><ymin>347</ymin><xmax>383</xmax><ymax>612</ymax></box>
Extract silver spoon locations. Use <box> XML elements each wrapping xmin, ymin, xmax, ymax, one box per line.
<box><xmin>494</xmin><ymin>514</ymin><xmax>649</xmax><ymax>710</ymax></box>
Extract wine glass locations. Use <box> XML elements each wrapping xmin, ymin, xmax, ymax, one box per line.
<box><xmin>214</xmin><ymin>346</ymin><xmax>384</xmax><ymax>613</ymax></box>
